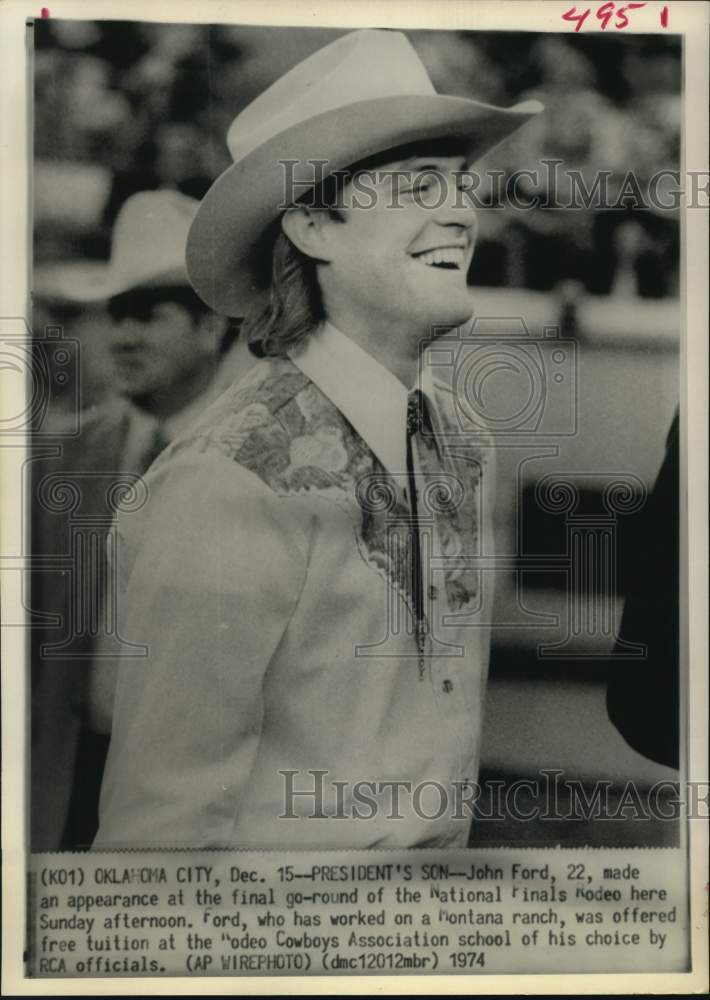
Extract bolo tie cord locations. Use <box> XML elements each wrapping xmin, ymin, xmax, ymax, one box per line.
<box><xmin>407</xmin><ymin>391</ymin><xmax>469</xmax><ymax>782</ymax></box>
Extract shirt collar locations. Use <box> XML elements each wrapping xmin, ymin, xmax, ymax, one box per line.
<box><xmin>289</xmin><ymin>320</ymin><xmax>443</xmax><ymax>476</ymax></box>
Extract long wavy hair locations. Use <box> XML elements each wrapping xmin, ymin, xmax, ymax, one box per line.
<box><xmin>243</xmin><ymin>170</ymin><xmax>348</xmax><ymax>358</ymax></box>
<box><xmin>242</xmin><ymin>227</ymin><xmax>324</xmax><ymax>358</ymax></box>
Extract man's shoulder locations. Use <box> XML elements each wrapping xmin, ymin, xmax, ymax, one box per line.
<box><xmin>187</xmin><ymin>355</ymin><xmax>333</xmax><ymax>445</ymax></box>
<box><xmin>162</xmin><ymin>356</ymin><xmax>368</xmax><ymax>492</ymax></box>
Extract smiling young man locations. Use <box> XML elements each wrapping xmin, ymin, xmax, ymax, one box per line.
<box><xmin>277</xmin><ymin>145</ymin><xmax>477</xmax><ymax>387</ymax></box>
<box><xmin>93</xmin><ymin>29</ymin><xmax>541</xmax><ymax>850</ymax></box>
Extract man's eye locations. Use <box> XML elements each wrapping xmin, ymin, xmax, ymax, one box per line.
<box><xmin>400</xmin><ymin>181</ymin><xmax>432</xmax><ymax>197</ymax></box>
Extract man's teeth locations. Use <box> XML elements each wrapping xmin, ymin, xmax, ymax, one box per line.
<box><xmin>415</xmin><ymin>247</ymin><xmax>465</xmax><ymax>269</ymax></box>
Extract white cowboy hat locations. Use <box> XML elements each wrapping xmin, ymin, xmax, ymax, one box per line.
<box><xmin>37</xmin><ymin>190</ymin><xmax>199</xmax><ymax>303</ymax></box>
<box><xmin>186</xmin><ymin>28</ymin><xmax>543</xmax><ymax>318</ymax></box>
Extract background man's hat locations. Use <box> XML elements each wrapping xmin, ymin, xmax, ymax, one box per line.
<box><xmin>186</xmin><ymin>28</ymin><xmax>543</xmax><ymax>318</ymax></box>
<box><xmin>36</xmin><ymin>190</ymin><xmax>199</xmax><ymax>303</ymax></box>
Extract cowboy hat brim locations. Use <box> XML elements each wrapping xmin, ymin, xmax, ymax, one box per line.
<box><xmin>34</xmin><ymin>263</ymin><xmax>190</xmax><ymax>303</ymax></box>
<box><xmin>186</xmin><ymin>93</ymin><xmax>542</xmax><ymax>317</ymax></box>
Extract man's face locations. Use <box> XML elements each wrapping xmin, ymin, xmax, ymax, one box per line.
<box><xmin>106</xmin><ymin>287</ymin><xmax>216</xmax><ymax>403</ymax></box>
<box><xmin>317</xmin><ymin>152</ymin><xmax>477</xmax><ymax>343</ymax></box>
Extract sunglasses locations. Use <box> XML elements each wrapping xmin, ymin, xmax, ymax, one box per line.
<box><xmin>107</xmin><ymin>286</ymin><xmax>200</xmax><ymax>323</ymax></box>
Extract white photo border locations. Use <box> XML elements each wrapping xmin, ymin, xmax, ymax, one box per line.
<box><xmin>1</xmin><ymin>0</ymin><xmax>707</xmax><ymax>994</ymax></box>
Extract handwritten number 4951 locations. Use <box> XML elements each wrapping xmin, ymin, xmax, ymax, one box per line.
<box><xmin>562</xmin><ymin>2</ymin><xmax>651</xmax><ymax>32</ymax></box>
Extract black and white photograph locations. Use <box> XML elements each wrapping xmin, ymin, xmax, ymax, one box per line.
<box><xmin>1</xmin><ymin>0</ymin><xmax>707</xmax><ymax>992</ymax></box>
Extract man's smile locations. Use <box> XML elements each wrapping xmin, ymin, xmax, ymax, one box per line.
<box><xmin>411</xmin><ymin>245</ymin><xmax>467</xmax><ymax>269</ymax></box>
<box><xmin>409</xmin><ymin>243</ymin><xmax>470</xmax><ymax>271</ymax></box>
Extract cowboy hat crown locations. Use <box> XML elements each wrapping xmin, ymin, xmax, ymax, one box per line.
<box><xmin>225</xmin><ymin>30</ymin><xmax>437</xmax><ymax>163</ymax></box>
<box><xmin>187</xmin><ymin>28</ymin><xmax>543</xmax><ymax>317</ymax></box>
<box><xmin>38</xmin><ymin>189</ymin><xmax>199</xmax><ymax>303</ymax></box>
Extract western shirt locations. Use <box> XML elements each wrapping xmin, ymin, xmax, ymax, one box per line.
<box><xmin>94</xmin><ymin>322</ymin><xmax>496</xmax><ymax>849</ymax></box>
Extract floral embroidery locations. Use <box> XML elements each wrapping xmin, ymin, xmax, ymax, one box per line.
<box><xmin>177</xmin><ymin>358</ymin><xmax>483</xmax><ymax>616</ymax></box>
<box><xmin>419</xmin><ymin>382</ymin><xmax>486</xmax><ymax>610</ymax></box>
<box><xmin>289</xmin><ymin>428</ymin><xmax>349</xmax><ymax>475</ymax></box>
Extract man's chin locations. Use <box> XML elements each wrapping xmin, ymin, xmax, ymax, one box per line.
<box><xmin>422</xmin><ymin>303</ymin><xmax>474</xmax><ymax>339</ymax></box>
<box><xmin>123</xmin><ymin>386</ymin><xmax>158</xmax><ymax>407</ymax></box>
<box><xmin>113</xmin><ymin>371</ymin><xmax>151</xmax><ymax>397</ymax></box>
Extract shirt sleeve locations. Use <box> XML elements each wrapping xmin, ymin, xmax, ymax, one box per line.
<box><xmin>93</xmin><ymin>446</ymin><xmax>308</xmax><ymax>848</ymax></box>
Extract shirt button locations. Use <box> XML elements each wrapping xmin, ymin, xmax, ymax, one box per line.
<box><xmin>442</xmin><ymin>679</ymin><xmax>454</xmax><ymax>694</ymax></box>
<box><xmin>428</xmin><ymin>585</ymin><xmax>438</xmax><ymax>601</ymax></box>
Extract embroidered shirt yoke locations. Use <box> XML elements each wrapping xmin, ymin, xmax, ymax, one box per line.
<box><xmin>95</xmin><ymin>323</ymin><xmax>496</xmax><ymax>850</ymax></box>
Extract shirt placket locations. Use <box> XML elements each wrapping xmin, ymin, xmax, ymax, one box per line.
<box><xmin>408</xmin><ymin>394</ymin><xmax>451</xmax><ymax>689</ymax></box>
<box><xmin>413</xmin><ymin>422</ymin><xmax>479</xmax><ymax>787</ymax></box>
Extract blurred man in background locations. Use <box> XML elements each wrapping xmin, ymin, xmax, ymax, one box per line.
<box><xmin>31</xmin><ymin>189</ymin><xmax>255</xmax><ymax>850</ymax></box>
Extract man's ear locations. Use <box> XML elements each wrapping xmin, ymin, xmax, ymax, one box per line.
<box><xmin>281</xmin><ymin>206</ymin><xmax>335</xmax><ymax>263</ymax></box>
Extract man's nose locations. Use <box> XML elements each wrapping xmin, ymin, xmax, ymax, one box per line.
<box><xmin>430</xmin><ymin>177</ymin><xmax>478</xmax><ymax>229</ymax></box>
<box><xmin>430</xmin><ymin>208</ymin><xmax>478</xmax><ymax>252</ymax></box>
<box><xmin>110</xmin><ymin>318</ymin><xmax>145</xmax><ymax>346</ymax></box>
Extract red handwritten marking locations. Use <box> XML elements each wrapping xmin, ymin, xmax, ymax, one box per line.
<box><xmin>562</xmin><ymin>6</ymin><xmax>590</xmax><ymax>31</ymax></box>
<box><xmin>561</xmin><ymin>1</ymin><xmax>648</xmax><ymax>31</ymax></box>
<box><xmin>41</xmin><ymin>6</ymin><xmax>50</xmax><ymax>16</ymax></box>
<box><xmin>616</xmin><ymin>3</ymin><xmax>648</xmax><ymax>29</ymax></box>
<box><xmin>596</xmin><ymin>1</ymin><xmax>615</xmax><ymax>28</ymax></box>
<box><xmin>660</xmin><ymin>5</ymin><xmax>669</xmax><ymax>26</ymax></box>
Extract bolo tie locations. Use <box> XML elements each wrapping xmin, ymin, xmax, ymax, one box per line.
<box><xmin>406</xmin><ymin>389</ymin><xmax>428</xmax><ymax>680</ymax></box>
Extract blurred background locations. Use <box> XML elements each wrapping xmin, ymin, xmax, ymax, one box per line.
<box><xmin>31</xmin><ymin>21</ymin><xmax>681</xmax><ymax>849</ymax></box>
<box><xmin>34</xmin><ymin>23</ymin><xmax>680</xmax><ymax>295</ymax></box>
